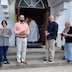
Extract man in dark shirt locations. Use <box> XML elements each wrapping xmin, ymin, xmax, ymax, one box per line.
<box><xmin>63</xmin><ymin>22</ymin><xmax>72</xmax><ymax>63</ymax></box>
<box><xmin>45</xmin><ymin>15</ymin><xmax>58</xmax><ymax>63</ymax></box>
<box><xmin>64</xmin><ymin>27</ymin><xmax>72</xmax><ymax>43</ymax></box>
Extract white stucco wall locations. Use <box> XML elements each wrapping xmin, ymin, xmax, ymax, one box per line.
<box><xmin>0</xmin><ymin>0</ymin><xmax>72</xmax><ymax>47</ymax></box>
<box><xmin>48</xmin><ymin>0</ymin><xmax>72</xmax><ymax>47</ymax></box>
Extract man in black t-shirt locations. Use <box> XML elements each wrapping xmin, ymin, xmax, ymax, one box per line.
<box><xmin>63</xmin><ymin>22</ymin><xmax>72</xmax><ymax>63</ymax></box>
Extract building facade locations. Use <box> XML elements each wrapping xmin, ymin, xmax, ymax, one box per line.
<box><xmin>0</xmin><ymin>0</ymin><xmax>72</xmax><ymax>47</ymax></box>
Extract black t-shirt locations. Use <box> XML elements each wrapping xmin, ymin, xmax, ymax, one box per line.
<box><xmin>65</xmin><ymin>27</ymin><xmax>72</xmax><ymax>43</ymax></box>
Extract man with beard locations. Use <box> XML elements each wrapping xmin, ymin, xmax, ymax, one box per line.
<box><xmin>13</xmin><ymin>15</ymin><xmax>30</xmax><ymax>66</ymax></box>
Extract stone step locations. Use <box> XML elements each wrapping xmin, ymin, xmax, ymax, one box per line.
<box><xmin>6</xmin><ymin>47</ymin><xmax>63</xmax><ymax>61</ymax></box>
<box><xmin>1</xmin><ymin>47</ymin><xmax>71</xmax><ymax>70</ymax></box>
<box><xmin>7</xmin><ymin>53</ymin><xmax>63</xmax><ymax>61</ymax></box>
<box><xmin>7</xmin><ymin>51</ymin><xmax>63</xmax><ymax>56</ymax></box>
<box><xmin>1</xmin><ymin>59</ymin><xmax>72</xmax><ymax>70</ymax></box>
<box><xmin>7</xmin><ymin>47</ymin><xmax>62</xmax><ymax>56</ymax></box>
<box><xmin>8</xmin><ymin>46</ymin><xmax>61</xmax><ymax>53</ymax></box>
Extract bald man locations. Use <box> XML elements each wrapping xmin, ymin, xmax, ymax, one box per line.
<box><xmin>62</xmin><ymin>22</ymin><xmax>72</xmax><ymax>63</ymax></box>
<box><xmin>45</xmin><ymin>15</ymin><xmax>58</xmax><ymax>63</ymax></box>
<box><xmin>13</xmin><ymin>15</ymin><xmax>30</xmax><ymax>66</ymax></box>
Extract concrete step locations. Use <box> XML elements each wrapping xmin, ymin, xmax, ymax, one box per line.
<box><xmin>6</xmin><ymin>47</ymin><xmax>63</xmax><ymax>61</ymax></box>
<box><xmin>7</xmin><ymin>46</ymin><xmax>62</xmax><ymax>56</ymax></box>
<box><xmin>0</xmin><ymin>47</ymin><xmax>72</xmax><ymax>70</ymax></box>
<box><xmin>1</xmin><ymin>59</ymin><xmax>72</xmax><ymax>70</ymax></box>
<box><xmin>7</xmin><ymin>53</ymin><xmax>63</xmax><ymax>61</ymax></box>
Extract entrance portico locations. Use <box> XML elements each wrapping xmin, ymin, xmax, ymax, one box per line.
<box><xmin>15</xmin><ymin>0</ymin><xmax>50</xmax><ymax>45</ymax></box>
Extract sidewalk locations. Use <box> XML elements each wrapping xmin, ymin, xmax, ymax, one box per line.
<box><xmin>1</xmin><ymin>66</ymin><xmax>72</xmax><ymax>72</ymax></box>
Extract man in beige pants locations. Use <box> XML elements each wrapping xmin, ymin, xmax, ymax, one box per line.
<box><xmin>45</xmin><ymin>15</ymin><xmax>58</xmax><ymax>63</ymax></box>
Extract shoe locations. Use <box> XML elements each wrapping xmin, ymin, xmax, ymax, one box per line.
<box><xmin>0</xmin><ymin>62</ymin><xmax>2</xmax><ymax>67</ymax></box>
<box><xmin>67</xmin><ymin>60</ymin><xmax>71</xmax><ymax>63</ymax></box>
<box><xmin>22</xmin><ymin>61</ymin><xmax>28</xmax><ymax>65</ymax></box>
<box><xmin>48</xmin><ymin>60</ymin><xmax>54</xmax><ymax>63</ymax></box>
<box><xmin>44</xmin><ymin>57</ymin><xmax>47</xmax><ymax>61</ymax></box>
<box><xmin>44</xmin><ymin>58</ymin><xmax>48</xmax><ymax>63</ymax></box>
<box><xmin>62</xmin><ymin>57</ymin><xmax>65</xmax><ymax>60</ymax></box>
<box><xmin>17</xmin><ymin>62</ymin><xmax>21</xmax><ymax>66</ymax></box>
<box><xmin>4</xmin><ymin>61</ymin><xmax>10</xmax><ymax>64</ymax></box>
<box><xmin>44</xmin><ymin>61</ymin><xmax>48</xmax><ymax>63</ymax></box>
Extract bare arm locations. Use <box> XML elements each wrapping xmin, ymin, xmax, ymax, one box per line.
<box><xmin>63</xmin><ymin>33</ymin><xmax>72</xmax><ymax>37</ymax></box>
<box><xmin>67</xmin><ymin>34</ymin><xmax>72</xmax><ymax>37</ymax></box>
<box><xmin>3</xmin><ymin>33</ymin><xmax>11</xmax><ymax>38</ymax></box>
<box><xmin>45</xmin><ymin>31</ymin><xmax>50</xmax><ymax>36</ymax></box>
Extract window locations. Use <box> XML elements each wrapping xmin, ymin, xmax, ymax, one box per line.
<box><xmin>19</xmin><ymin>0</ymin><xmax>45</xmax><ymax>9</ymax></box>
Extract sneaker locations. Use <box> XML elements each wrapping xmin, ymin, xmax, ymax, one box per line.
<box><xmin>22</xmin><ymin>61</ymin><xmax>28</xmax><ymax>65</ymax></box>
<box><xmin>62</xmin><ymin>56</ymin><xmax>65</xmax><ymax>60</ymax></box>
<box><xmin>4</xmin><ymin>61</ymin><xmax>10</xmax><ymax>64</ymax></box>
<box><xmin>0</xmin><ymin>62</ymin><xmax>2</xmax><ymax>67</ymax></box>
<box><xmin>44</xmin><ymin>57</ymin><xmax>47</xmax><ymax>61</ymax></box>
<box><xmin>44</xmin><ymin>60</ymin><xmax>48</xmax><ymax>63</ymax></box>
<box><xmin>44</xmin><ymin>58</ymin><xmax>49</xmax><ymax>63</ymax></box>
<box><xmin>48</xmin><ymin>60</ymin><xmax>54</xmax><ymax>63</ymax></box>
<box><xmin>62</xmin><ymin>56</ymin><xmax>66</xmax><ymax>60</ymax></box>
<box><xmin>67</xmin><ymin>60</ymin><xmax>71</xmax><ymax>63</ymax></box>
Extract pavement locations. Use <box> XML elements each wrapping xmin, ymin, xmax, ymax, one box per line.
<box><xmin>1</xmin><ymin>66</ymin><xmax>72</xmax><ymax>72</ymax></box>
<box><xmin>0</xmin><ymin>46</ymin><xmax>72</xmax><ymax>72</ymax></box>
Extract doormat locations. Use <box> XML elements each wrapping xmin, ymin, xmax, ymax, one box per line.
<box><xmin>27</xmin><ymin>43</ymin><xmax>42</xmax><ymax>48</ymax></box>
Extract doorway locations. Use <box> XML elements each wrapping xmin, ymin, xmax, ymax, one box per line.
<box><xmin>15</xmin><ymin>0</ymin><xmax>50</xmax><ymax>47</ymax></box>
<box><xmin>20</xmin><ymin>8</ymin><xmax>45</xmax><ymax>43</ymax></box>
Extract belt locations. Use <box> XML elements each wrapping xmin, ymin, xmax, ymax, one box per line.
<box><xmin>17</xmin><ymin>36</ymin><xmax>27</xmax><ymax>38</ymax></box>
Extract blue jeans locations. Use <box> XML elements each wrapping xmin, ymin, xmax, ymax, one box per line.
<box><xmin>64</xmin><ymin>43</ymin><xmax>72</xmax><ymax>60</ymax></box>
<box><xmin>0</xmin><ymin>46</ymin><xmax>3</xmax><ymax>62</ymax></box>
<box><xmin>0</xmin><ymin>46</ymin><xmax>8</xmax><ymax>62</ymax></box>
<box><xmin>3</xmin><ymin>46</ymin><xmax>9</xmax><ymax>61</ymax></box>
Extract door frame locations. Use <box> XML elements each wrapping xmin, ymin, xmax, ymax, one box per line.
<box><xmin>15</xmin><ymin>0</ymin><xmax>51</xmax><ymax>45</ymax></box>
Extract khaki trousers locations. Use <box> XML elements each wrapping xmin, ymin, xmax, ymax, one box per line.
<box><xmin>46</xmin><ymin>39</ymin><xmax>56</xmax><ymax>61</ymax></box>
